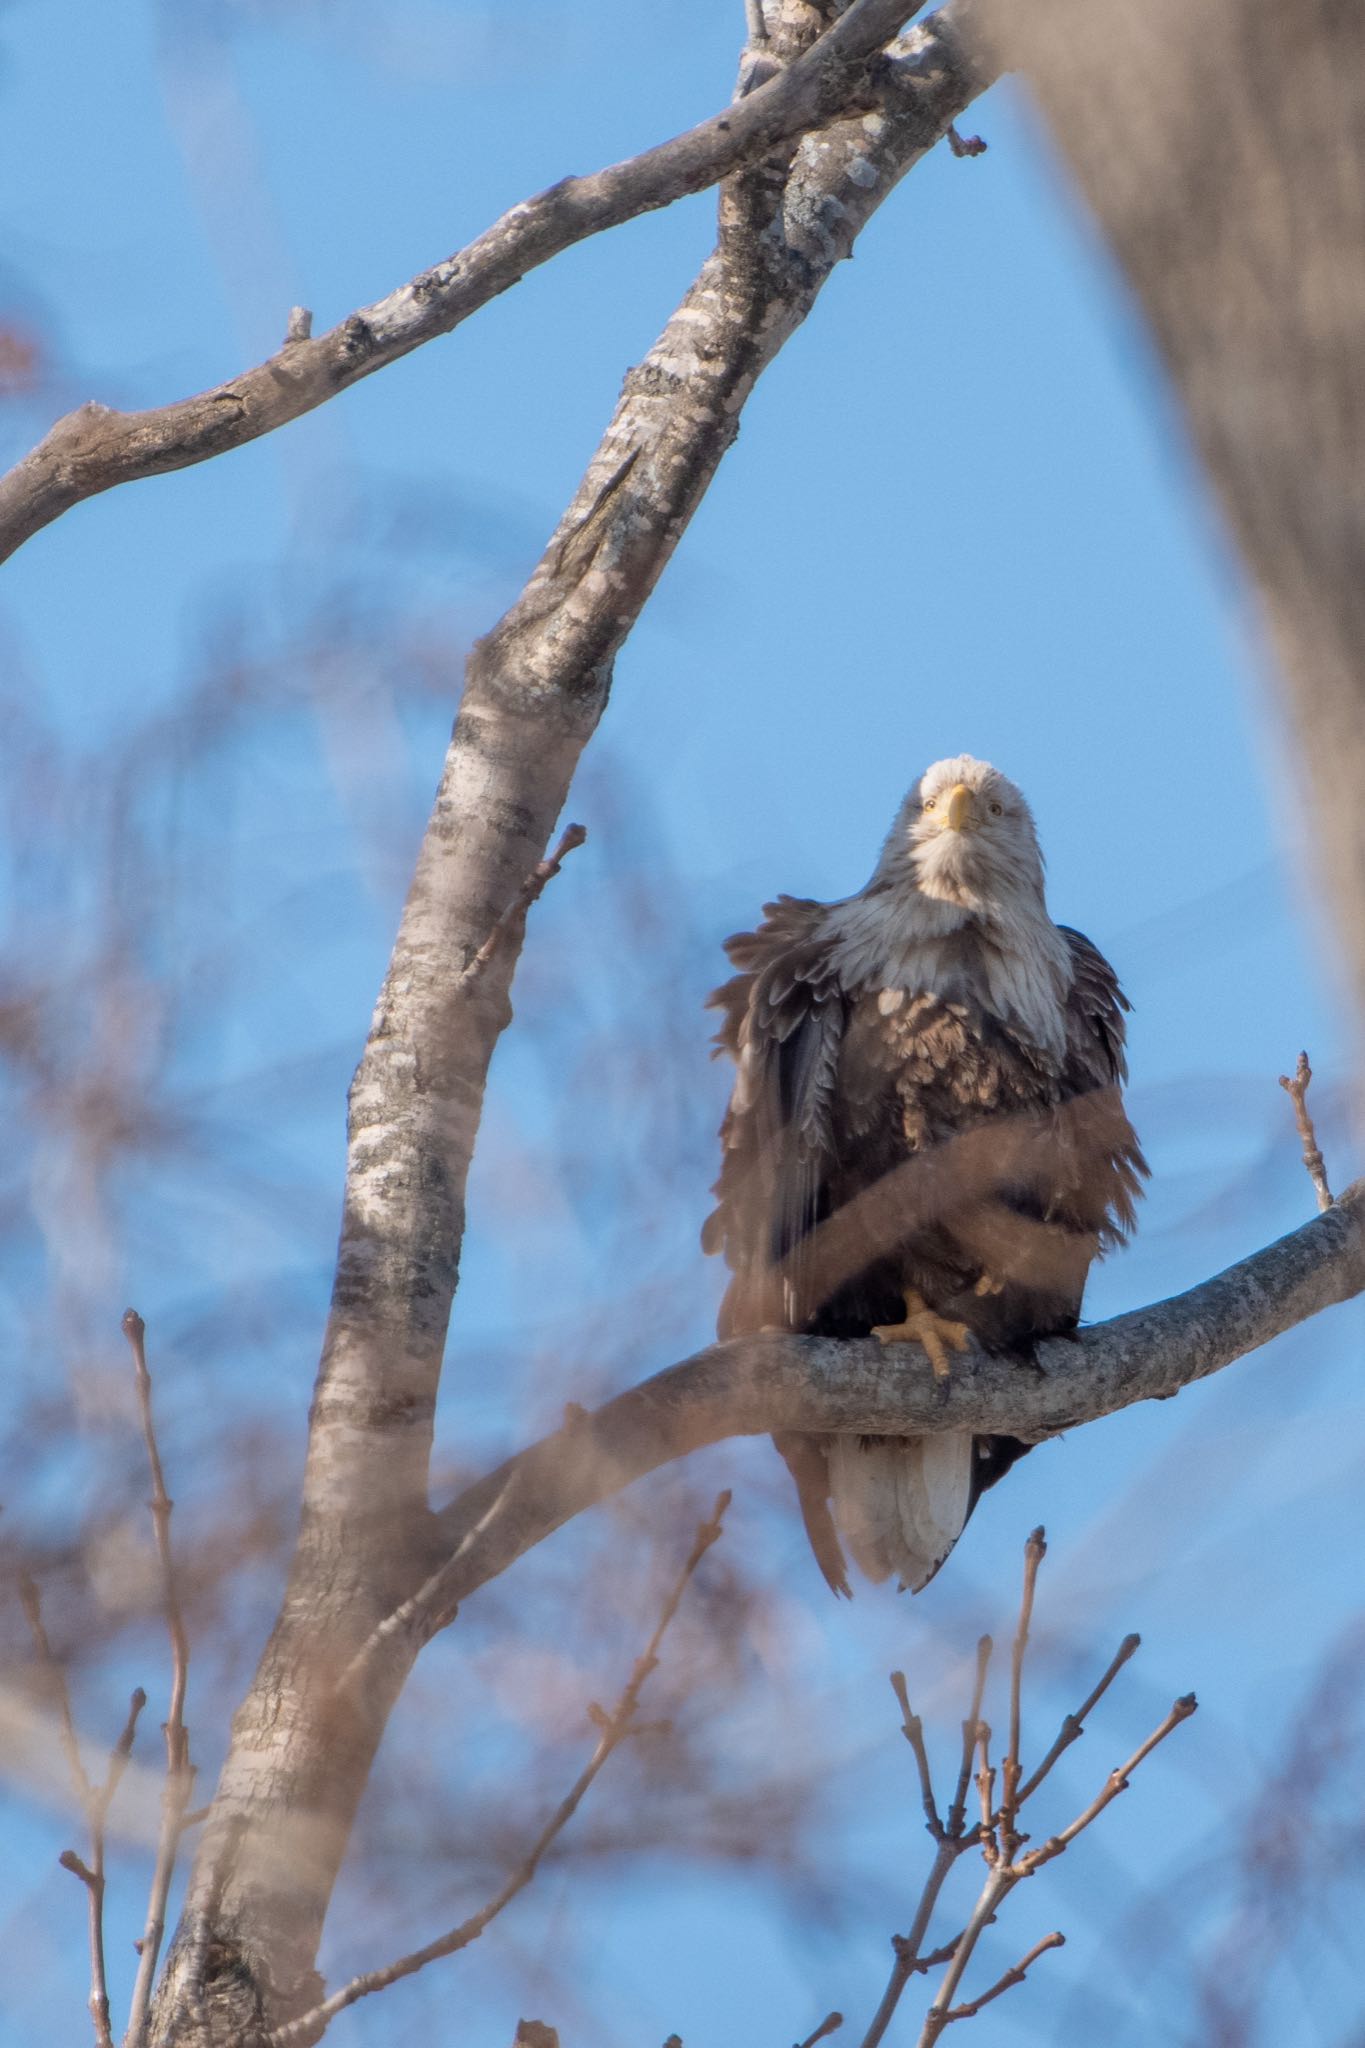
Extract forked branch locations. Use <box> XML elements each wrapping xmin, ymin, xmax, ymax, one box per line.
<box><xmin>19</xmin><ymin>1577</ymin><xmax>146</xmax><ymax>2048</ymax></box>
<box><xmin>0</xmin><ymin>0</ymin><xmax>948</xmax><ymax>566</ymax></box>
<box><xmin>851</xmin><ymin>1532</ymin><xmax>1196</xmax><ymax>2048</ymax></box>
<box><xmin>266</xmin><ymin>1495</ymin><xmax>732</xmax><ymax>2047</ymax></box>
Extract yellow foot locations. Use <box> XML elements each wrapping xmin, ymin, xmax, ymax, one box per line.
<box><xmin>872</xmin><ymin>1289</ymin><xmax>971</xmax><ymax>1379</ymax></box>
<box><xmin>974</xmin><ymin>1273</ymin><xmax>1005</xmax><ymax>1297</ymax></box>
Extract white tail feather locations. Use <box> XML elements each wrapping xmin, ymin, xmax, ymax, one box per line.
<box><xmin>826</xmin><ymin>1433</ymin><xmax>974</xmax><ymax>1591</ymax></box>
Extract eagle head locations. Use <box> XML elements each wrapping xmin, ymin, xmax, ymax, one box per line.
<box><xmin>894</xmin><ymin>755</ymin><xmax>1047</xmax><ymax>914</ymax></box>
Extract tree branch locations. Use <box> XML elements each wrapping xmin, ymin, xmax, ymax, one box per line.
<box><xmin>19</xmin><ymin>1580</ymin><xmax>145</xmax><ymax>2048</ymax></box>
<box><xmin>264</xmin><ymin>1497</ymin><xmax>730</xmax><ymax>2048</ymax></box>
<box><xmin>123</xmin><ymin>1310</ymin><xmax>196</xmax><ymax>2048</ymax></box>
<box><xmin>422</xmin><ymin>1185</ymin><xmax>1365</xmax><ymax>1617</ymax></box>
<box><xmin>1279</xmin><ymin>1053</ymin><xmax>1334</xmax><ymax>1212</ymax></box>
<box><xmin>0</xmin><ymin>0</ymin><xmax>942</xmax><ymax>567</ymax></box>
<box><xmin>148</xmin><ymin>10</ymin><xmax>1002</xmax><ymax>2036</ymax></box>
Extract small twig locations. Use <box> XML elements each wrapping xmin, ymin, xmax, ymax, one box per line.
<box><xmin>18</xmin><ymin>1571</ymin><xmax>92</xmax><ymax>1803</ymax></box>
<box><xmin>946</xmin><ymin>1636</ymin><xmax>991</xmax><ymax>1842</ymax></box>
<box><xmin>19</xmin><ymin>1576</ymin><xmax>145</xmax><ymax>2048</ymax></box>
<box><xmin>894</xmin><ymin>1931</ymin><xmax>965</xmax><ymax>1978</ymax></box>
<box><xmin>1015</xmin><ymin>1693</ymin><xmax>1198</xmax><ymax>1877</ymax></box>
<box><xmin>1000</xmin><ymin>1528</ymin><xmax>1045</xmax><ymax>1858</ymax></box>
<box><xmin>945</xmin><ymin>124</ymin><xmax>987</xmax><ymax>157</ymax></box>
<box><xmin>794</xmin><ymin>2014</ymin><xmax>843</xmax><ymax>2048</ymax></box>
<box><xmin>915</xmin><ymin>1868</ymin><xmax>1012</xmax><ymax>2048</ymax></box>
<box><xmin>284</xmin><ymin>306</ymin><xmax>313</xmax><ymax>343</ymax></box>
<box><xmin>860</xmin><ymin>1542</ymin><xmax>1195</xmax><ymax>2048</ymax></box>
<box><xmin>973</xmin><ymin>1722</ymin><xmax>996</xmax><ymax>1860</ymax></box>
<box><xmin>858</xmin><ymin>1643</ymin><xmax>991</xmax><ymax>2048</ymax></box>
<box><xmin>1015</xmin><ymin>1632</ymin><xmax>1140</xmax><ymax>1805</ymax></box>
<box><xmin>266</xmin><ymin>1494</ymin><xmax>731</xmax><ymax>2047</ymax></box>
<box><xmin>937</xmin><ymin>1930</ymin><xmax>1065</xmax><ymax>2022</ymax></box>
<box><xmin>123</xmin><ymin>1310</ymin><xmax>196</xmax><ymax>2048</ymax></box>
<box><xmin>1280</xmin><ymin>1052</ymin><xmax>1334</xmax><ymax>1211</ymax></box>
<box><xmin>459</xmin><ymin>823</ymin><xmax>587</xmax><ymax>989</ymax></box>
<box><xmin>80</xmin><ymin>1686</ymin><xmax>146</xmax><ymax>2048</ymax></box>
<box><xmin>23</xmin><ymin>1564</ymin><xmax>145</xmax><ymax>2048</ymax></box>
<box><xmin>891</xmin><ymin>1672</ymin><xmax>943</xmax><ymax>1841</ymax></box>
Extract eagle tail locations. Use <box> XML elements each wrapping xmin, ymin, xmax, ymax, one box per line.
<box><xmin>773</xmin><ymin>1432</ymin><xmax>853</xmax><ymax>1599</ymax></box>
<box><xmin>826</xmin><ymin>1432</ymin><xmax>975</xmax><ymax>1593</ymax></box>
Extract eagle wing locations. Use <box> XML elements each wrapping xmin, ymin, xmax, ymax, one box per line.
<box><xmin>1057</xmin><ymin>924</ymin><xmax>1146</xmax><ymax>1251</ymax></box>
<box><xmin>703</xmin><ymin>895</ymin><xmax>846</xmax><ymax>1339</ymax></box>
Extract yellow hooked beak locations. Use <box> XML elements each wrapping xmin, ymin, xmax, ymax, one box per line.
<box><xmin>944</xmin><ymin>782</ymin><xmax>973</xmax><ymax>831</ymax></box>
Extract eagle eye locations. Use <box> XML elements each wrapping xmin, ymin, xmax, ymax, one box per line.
<box><xmin>923</xmin><ymin>796</ymin><xmax>937</xmax><ymax>811</ymax></box>
<box><xmin>988</xmin><ymin>800</ymin><xmax>1004</xmax><ymax>817</ymax></box>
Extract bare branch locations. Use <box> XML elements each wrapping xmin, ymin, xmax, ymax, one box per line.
<box><xmin>457</xmin><ymin>823</ymin><xmax>587</xmax><ymax>991</ymax></box>
<box><xmin>1280</xmin><ymin>1052</ymin><xmax>1334</xmax><ymax>1211</ymax></box>
<box><xmin>891</xmin><ymin>1671</ymin><xmax>943</xmax><ymax>1841</ymax></box>
<box><xmin>1014</xmin><ymin>1693</ymin><xmax>1199</xmax><ymax>1877</ymax></box>
<box><xmin>915</xmin><ymin>1867</ymin><xmax>1013</xmax><ymax>2048</ymax></box>
<box><xmin>937</xmin><ymin>1930</ymin><xmax>1065</xmax><ymax>2023</ymax></box>
<box><xmin>948</xmin><ymin>1638</ymin><xmax>991</xmax><ymax>1845</ymax></box>
<box><xmin>1015</xmin><ymin>1632</ymin><xmax>1140</xmax><ymax>1806</ymax></box>
<box><xmin>81</xmin><ymin>1687</ymin><xmax>146</xmax><ymax>2048</ymax></box>
<box><xmin>266</xmin><ymin>1496</ymin><xmax>731</xmax><ymax>2047</ymax></box>
<box><xmin>795</xmin><ymin>2016</ymin><xmax>844</xmax><ymax>2048</ymax></box>
<box><xmin>915</xmin><ymin>1679</ymin><xmax>1195</xmax><ymax>2041</ymax></box>
<box><xmin>425</xmin><ymin>1187</ymin><xmax>1365</xmax><ymax>1618</ymax></box>
<box><xmin>20</xmin><ymin>1567</ymin><xmax>145</xmax><ymax>2048</ymax></box>
<box><xmin>18</xmin><ymin>1569</ymin><xmax>92</xmax><ymax>1804</ymax></box>
<box><xmin>0</xmin><ymin>0</ymin><xmax>946</xmax><ymax>566</ymax></box>
<box><xmin>123</xmin><ymin>1310</ymin><xmax>196</xmax><ymax>2048</ymax></box>
<box><xmin>1000</xmin><ymin>1527</ymin><xmax>1045</xmax><ymax>1860</ymax></box>
<box><xmin>973</xmin><ymin>1721</ymin><xmax>996</xmax><ymax>1858</ymax></box>
<box><xmin>151</xmin><ymin>12</ymin><xmax>1002</xmax><ymax>2029</ymax></box>
<box><xmin>858</xmin><ymin>1644</ymin><xmax>988</xmax><ymax>2048</ymax></box>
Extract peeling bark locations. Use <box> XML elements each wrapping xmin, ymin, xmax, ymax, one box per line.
<box><xmin>146</xmin><ymin>9</ymin><xmax>999</xmax><ymax>2041</ymax></box>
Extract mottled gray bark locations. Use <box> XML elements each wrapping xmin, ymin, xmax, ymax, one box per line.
<box><xmin>412</xmin><ymin>1182</ymin><xmax>1365</xmax><ymax>1625</ymax></box>
<box><xmin>145</xmin><ymin>8</ymin><xmax>999</xmax><ymax>2042</ymax></box>
<box><xmin>984</xmin><ymin>0</ymin><xmax>1365</xmax><ymax>1047</ymax></box>
<box><xmin>0</xmin><ymin>0</ymin><xmax>927</xmax><ymax>568</ymax></box>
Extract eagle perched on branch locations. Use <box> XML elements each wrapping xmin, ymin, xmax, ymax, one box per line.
<box><xmin>704</xmin><ymin>756</ymin><xmax>1146</xmax><ymax>1596</ymax></box>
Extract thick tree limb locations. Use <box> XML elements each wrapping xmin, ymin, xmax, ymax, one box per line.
<box><xmin>147</xmin><ymin>9</ymin><xmax>1001</xmax><ymax>2041</ymax></box>
<box><xmin>421</xmin><ymin>1185</ymin><xmax>1365</xmax><ymax>1620</ymax></box>
<box><xmin>0</xmin><ymin>0</ymin><xmax>937</xmax><ymax>568</ymax></box>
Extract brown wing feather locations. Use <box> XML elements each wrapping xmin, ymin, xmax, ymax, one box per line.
<box><xmin>704</xmin><ymin>897</ymin><xmax>846</xmax><ymax>1338</ymax></box>
<box><xmin>704</xmin><ymin>898</ymin><xmax>853</xmax><ymax>1594</ymax></box>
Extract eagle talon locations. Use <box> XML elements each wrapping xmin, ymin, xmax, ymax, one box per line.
<box><xmin>973</xmin><ymin>1272</ymin><xmax>1005</xmax><ymax>1297</ymax></box>
<box><xmin>872</xmin><ymin>1289</ymin><xmax>971</xmax><ymax>1379</ymax></box>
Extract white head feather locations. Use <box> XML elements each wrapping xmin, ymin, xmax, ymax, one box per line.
<box><xmin>828</xmin><ymin>755</ymin><xmax>1074</xmax><ymax>1059</ymax></box>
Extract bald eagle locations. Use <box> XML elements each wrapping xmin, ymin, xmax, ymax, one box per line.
<box><xmin>703</xmin><ymin>756</ymin><xmax>1146</xmax><ymax>1596</ymax></box>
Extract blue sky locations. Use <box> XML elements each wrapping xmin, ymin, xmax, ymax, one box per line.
<box><xmin>2</xmin><ymin>3</ymin><xmax>1362</xmax><ymax>2045</ymax></box>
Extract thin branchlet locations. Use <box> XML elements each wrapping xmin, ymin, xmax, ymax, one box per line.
<box><xmin>265</xmin><ymin>1496</ymin><xmax>732</xmax><ymax>2048</ymax></box>
<box><xmin>123</xmin><ymin>1310</ymin><xmax>196</xmax><ymax>2048</ymax></box>
<box><xmin>855</xmin><ymin>1533</ymin><xmax>1195</xmax><ymax>2048</ymax></box>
